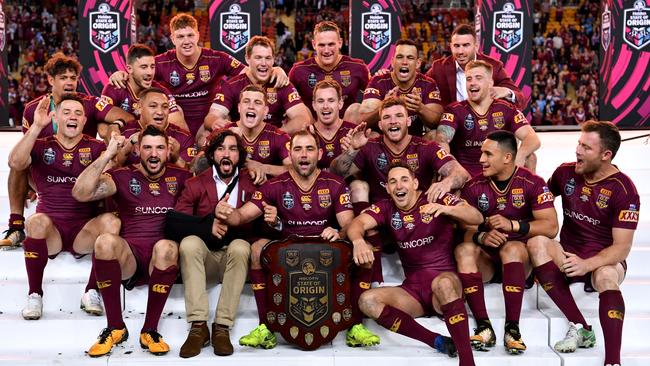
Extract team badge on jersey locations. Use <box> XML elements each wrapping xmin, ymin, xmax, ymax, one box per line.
<box><xmin>165</xmin><ymin>176</ymin><xmax>178</xmax><ymax>195</ymax></box>
<box><xmin>406</xmin><ymin>153</ymin><xmax>419</xmax><ymax>171</ymax></box>
<box><xmin>478</xmin><ymin>193</ymin><xmax>489</xmax><ymax>212</ymax></box>
<box><xmin>120</xmin><ymin>97</ymin><xmax>130</xmax><ymax>112</ymax></box>
<box><xmin>391</xmin><ymin>212</ymin><xmax>403</xmax><ymax>230</ymax></box>
<box><xmin>129</xmin><ymin>178</ymin><xmax>141</xmax><ymax>195</ymax></box>
<box><xmin>596</xmin><ymin>188</ymin><xmax>612</xmax><ymax>209</ymax></box>
<box><xmin>266</xmin><ymin>89</ymin><xmax>277</xmax><ymax>104</ymax></box>
<box><xmin>493</xmin><ymin>112</ymin><xmax>505</xmax><ymax>129</ymax></box>
<box><xmin>258</xmin><ymin>140</ymin><xmax>271</xmax><ymax>158</ymax></box>
<box><xmin>376</xmin><ymin>152</ymin><xmax>388</xmax><ymax>170</ymax></box>
<box><xmin>79</xmin><ymin>147</ymin><xmax>92</xmax><ymax>166</ymax></box>
<box><xmin>564</xmin><ymin>178</ymin><xmax>576</xmax><ymax>196</ymax></box>
<box><xmin>420</xmin><ymin>208</ymin><xmax>433</xmax><ymax>224</ymax></box>
<box><xmin>308</xmin><ymin>73</ymin><xmax>318</xmax><ymax>88</ymax></box>
<box><xmin>318</xmin><ymin>189</ymin><xmax>331</xmax><ymax>208</ymax></box>
<box><xmin>43</xmin><ymin>147</ymin><xmax>56</xmax><ymax>165</ymax></box>
<box><xmin>464</xmin><ymin>114</ymin><xmax>474</xmax><ymax>130</ymax></box>
<box><xmin>283</xmin><ymin>191</ymin><xmax>295</xmax><ymax>209</ymax></box>
<box><xmin>511</xmin><ymin>188</ymin><xmax>525</xmax><ymax>208</ymax></box>
<box><xmin>170</xmin><ymin>71</ymin><xmax>180</xmax><ymax>87</ymax></box>
<box><xmin>340</xmin><ymin>70</ymin><xmax>352</xmax><ymax>87</ymax></box>
<box><xmin>199</xmin><ymin>65</ymin><xmax>210</xmax><ymax>82</ymax></box>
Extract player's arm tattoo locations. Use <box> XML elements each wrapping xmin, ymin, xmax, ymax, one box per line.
<box><xmin>438</xmin><ymin>160</ymin><xmax>470</xmax><ymax>191</ymax></box>
<box><xmin>436</xmin><ymin>125</ymin><xmax>456</xmax><ymax>144</ymax></box>
<box><xmin>72</xmin><ymin>154</ymin><xmax>117</xmax><ymax>202</ymax></box>
<box><xmin>330</xmin><ymin>149</ymin><xmax>360</xmax><ymax>178</ymax></box>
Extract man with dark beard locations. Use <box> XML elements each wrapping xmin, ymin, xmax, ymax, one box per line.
<box><xmin>174</xmin><ymin>129</ymin><xmax>259</xmax><ymax>358</ymax></box>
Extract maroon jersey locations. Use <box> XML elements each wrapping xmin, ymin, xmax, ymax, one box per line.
<box><xmin>100</xmin><ymin>80</ymin><xmax>179</xmax><ymax>117</ymax></box>
<box><xmin>548</xmin><ymin>163</ymin><xmax>640</xmax><ymax>259</ymax></box>
<box><xmin>440</xmin><ymin>100</ymin><xmax>528</xmax><ymax>177</ymax></box>
<box><xmin>289</xmin><ymin>55</ymin><xmax>370</xmax><ymax>117</ymax></box>
<box><xmin>30</xmin><ymin>135</ymin><xmax>106</xmax><ymax>219</ymax></box>
<box><xmin>122</xmin><ymin>120</ymin><xmax>197</xmax><ymax>165</ymax></box>
<box><xmin>22</xmin><ymin>93</ymin><xmax>114</xmax><ymax>139</ymax></box>
<box><xmin>363</xmin><ymin>72</ymin><xmax>442</xmax><ymax>136</ymax></box>
<box><xmin>107</xmin><ymin>165</ymin><xmax>191</xmax><ymax>243</ymax></box>
<box><xmin>251</xmin><ymin>171</ymin><xmax>353</xmax><ymax>237</ymax></box>
<box><xmin>353</xmin><ymin>136</ymin><xmax>455</xmax><ymax>201</ymax></box>
<box><xmin>314</xmin><ymin>121</ymin><xmax>356</xmax><ymax>169</ymax></box>
<box><xmin>461</xmin><ymin>167</ymin><xmax>555</xmax><ymax>242</ymax></box>
<box><xmin>213</xmin><ymin>74</ymin><xmax>303</xmax><ymax>127</ymax></box>
<box><xmin>225</xmin><ymin>122</ymin><xmax>289</xmax><ymax>165</ymax></box>
<box><xmin>154</xmin><ymin>48</ymin><xmax>245</xmax><ymax>136</ymax></box>
<box><xmin>364</xmin><ymin>192</ymin><xmax>459</xmax><ymax>278</ymax></box>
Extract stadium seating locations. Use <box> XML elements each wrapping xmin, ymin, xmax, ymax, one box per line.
<box><xmin>0</xmin><ymin>130</ymin><xmax>648</xmax><ymax>365</ymax></box>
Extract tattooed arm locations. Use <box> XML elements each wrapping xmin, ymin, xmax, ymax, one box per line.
<box><xmin>425</xmin><ymin>159</ymin><xmax>470</xmax><ymax>202</ymax></box>
<box><xmin>72</xmin><ymin>134</ymin><xmax>123</xmax><ymax>202</ymax></box>
<box><xmin>435</xmin><ymin>124</ymin><xmax>456</xmax><ymax>155</ymax></box>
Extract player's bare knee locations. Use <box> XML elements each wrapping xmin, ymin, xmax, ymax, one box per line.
<box><xmin>454</xmin><ymin>241</ymin><xmax>479</xmax><ymax>262</ymax></box>
<box><xmin>25</xmin><ymin>213</ymin><xmax>52</xmax><ymax>238</ymax></box>
<box><xmin>250</xmin><ymin>239</ymin><xmax>267</xmax><ymax>268</ymax></box>
<box><xmin>153</xmin><ymin>240</ymin><xmax>178</xmax><ymax>266</ymax></box>
<box><xmin>592</xmin><ymin>266</ymin><xmax>620</xmax><ymax>292</ymax></box>
<box><xmin>358</xmin><ymin>290</ymin><xmax>383</xmax><ymax>318</ymax></box>
<box><xmin>96</xmin><ymin>213</ymin><xmax>121</xmax><ymax>235</ymax></box>
<box><xmin>500</xmin><ymin>241</ymin><xmax>528</xmax><ymax>264</ymax></box>
<box><xmin>526</xmin><ymin>235</ymin><xmax>550</xmax><ymax>261</ymax></box>
<box><xmin>94</xmin><ymin>234</ymin><xmax>120</xmax><ymax>259</ymax></box>
<box><xmin>349</xmin><ymin>180</ymin><xmax>369</xmax><ymax>202</ymax></box>
<box><xmin>432</xmin><ymin>272</ymin><xmax>461</xmax><ymax>301</ymax></box>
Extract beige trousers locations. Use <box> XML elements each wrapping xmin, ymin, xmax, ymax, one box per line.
<box><xmin>179</xmin><ymin>235</ymin><xmax>251</xmax><ymax>326</ymax></box>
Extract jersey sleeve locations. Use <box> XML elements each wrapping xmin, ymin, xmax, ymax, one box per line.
<box><xmin>547</xmin><ymin>166</ymin><xmax>563</xmax><ymax>197</ymax></box>
<box><xmin>250</xmin><ymin>181</ymin><xmax>274</xmax><ymax>212</ymax></box>
<box><xmin>275</xmin><ymin>131</ymin><xmax>291</xmax><ymax>161</ymax></box>
<box><xmin>439</xmin><ymin>106</ymin><xmax>459</xmax><ymax>130</ymax></box>
<box><xmin>280</xmin><ymin>84</ymin><xmax>303</xmax><ymax>111</ymax></box>
<box><xmin>90</xmin><ymin>95</ymin><xmax>114</xmax><ymax>122</ymax></box>
<box><xmin>362</xmin><ymin>77</ymin><xmax>383</xmax><ymax>101</ymax></box>
<box><xmin>507</xmin><ymin>107</ymin><xmax>529</xmax><ymax>133</ymax></box>
<box><xmin>422</xmin><ymin>79</ymin><xmax>442</xmax><ymax>106</ymax></box>
<box><xmin>333</xmin><ymin>181</ymin><xmax>353</xmax><ymax>214</ymax></box>
<box><xmin>428</xmin><ymin>141</ymin><xmax>455</xmax><ymax>171</ymax></box>
<box><xmin>217</xmin><ymin>52</ymin><xmax>245</xmax><ymax>79</ymax></box>
<box><xmin>362</xmin><ymin>199</ymin><xmax>390</xmax><ymax>227</ymax></box>
<box><xmin>530</xmin><ymin>175</ymin><xmax>555</xmax><ymax>211</ymax></box>
<box><xmin>611</xmin><ymin>183</ymin><xmax>640</xmax><ymax>230</ymax></box>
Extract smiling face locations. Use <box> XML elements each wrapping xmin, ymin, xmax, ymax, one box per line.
<box><xmin>171</xmin><ymin>26</ymin><xmax>200</xmax><ymax>59</ymax></box>
<box><xmin>479</xmin><ymin>139</ymin><xmax>509</xmax><ymax>178</ymax></box>
<box><xmin>313</xmin><ymin>30</ymin><xmax>342</xmax><ymax>68</ymax></box>
<box><xmin>391</xmin><ymin>44</ymin><xmax>419</xmax><ymax>84</ymax></box>
<box><xmin>379</xmin><ymin>104</ymin><xmax>410</xmax><ymax>143</ymax></box>
<box><xmin>313</xmin><ymin>86</ymin><xmax>343</xmax><ymax>126</ymax></box>
<box><xmin>450</xmin><ymin>33</ymin><xmax>478</xmax><ymax>68</ymax></box>
<box><xmin>465</xmin><ymin>66</ymin><xmax>493</xmax><ymax>103</ymax></box>
<box><xmin>238</xmin><ymin>90</ymin><xmax>268</xmax><ymax>130</ymax></box>
<box><xmin>140</xmin><ymin>92</ymin><xmax>170</xmax><ymax>130</ymax></box>
<box><xmin>290</xmin><ymin>134</ymin><xmax>322</xmax><ymax>178</ymax></box>
<box><xmin>128</xmin><ymin>55</ymin><xmax>155</xmax><ymax>90</ymax></box>
<box><xmin>137</xmin><ymin>134</ymin><xmax>168</xmax><ymax>177</ymax></box>
<box><xmin>386</xmin><ymin>166</ymin><xmax>419</xmax><ymax>209</ymax></box>
<box><xmin>246</xmin><ymin>44</ymin><xmax>274</xmax><ymax>83</ymax></box>
<box><xmin>55</xmin><ymin>99</ymin><xmax>86</xmax><ymax>140</ymax></box>
<box><xmin>48</xmin><ymin>70</ymin><xmax>78</xmax><ymax>97</ymax></box>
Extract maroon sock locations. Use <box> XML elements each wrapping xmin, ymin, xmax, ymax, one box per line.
<box><xmin>351</xmin><ymin>266</ymin><xmax>372</xmax><ymax>323</ymax></box>
<box><xmin>534</xmin><ymin>261</ymin><xmax>589</xmax><ymax>329</ymax></box>
<box><xmin>376</xmin><ymin>305</ymin><xmax>440</xmax><ymax>346</ymax></box>
<box><xmin>365</xmin><ymin>233</ymin><xmax>384</xmax><ymax>283</ymax></box>
<box><xmin>93</xmin><ymin>256</ymin><xmax>124</xmax><ymax>329</ymax></box>
<box><xmin>250</xmin><ymin>269</ymin><xmax>268</xmax><ymax>324</ymax></box>
<box><xmin>9</xmin><ymin>214</ymin><xmax>25</xmax><ymax>230</ymax></box>
<box><xmin>142</xmin><ymin>265</ymin><xmax>178</xmax><ymax>332</ymax></box>
<box><xmin>352</xmin><ymin>201</ymin><xmax>370</xmax><ymax>216</ymax></box>
<box><xmin>458</xmin><ymin>272</ymin><xmax>488</xmax><ymax>320</ymax></box>
<box><xmin>502</xmin><ymin>262</ymin><xmax>525</xmax><ymax>323</ymax></box>
<box><xmin>599</xmin><ymin>290</ymin><xmax>624</xmax><ymax>365</ymax></box>
<box><xmin>23</xmin><ymin>237</ymin><xmax>48</xmax><ymax>296</ymax></box>
<box><xmin>442</xmin><ymin>298</ymin><xmax>474</xmax><ymax>366</ymax></box>
<box><xmin>85</xmin><ymin>263</ymin><xmax>98</xmax><ymax>292</ymax></box>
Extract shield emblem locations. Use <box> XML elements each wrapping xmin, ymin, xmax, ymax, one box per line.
<box><xmin>89</xmin><ymin>3</ymin><xmax>121</xmax><ymax>53</ymax></box>
<box><xmin>166</xmin><ymin>181</ymin><xmax>178</xmax><ymax>195</ymax></box>
<box><xmin>285</xmin><ymin>249</ymin><xmax>299</xmax><ymax>267</ymax></box>
<box><xmin>391</xmin><ymin>212</ymin><xmax>402</xmax><ymax>230</ymax></box>
<box><xmin>199</xmin><ymin>65</ymin><xmax>210</xmax><ymax>82</ymax></box>
<box><xmin>43</xmin><ymin>148</ymin><xmax>56</xmax><ymax>165</ymax></box>
<box><xmin>361</xmin><ymin>4</ymin><xmax>392</xmax><ymax>52</ymax></box>
<box><xmin>267</xmin><ymin>311</ymin><xmax>276</xmax><ymax>324</ymax></box>
<box><xmin>602</xmin><ymin>5</ymin><xmax>611</xmax><ymax>51</ymax></box>
<box><xmin>623</xmin><ymin>1</ymin><xmax>650</xmax><ymax>50</ymax></box>
<box><xmin>129</xmin><ymin>177</ymin><xmax>141</xmax><ymax>196</ymax></box>
<box><xmin>564</xmin><ymin>178</ymin><xmax>576</xmax><ymax>196</ymax></box>
<box><xmin>267</xmin><ymin>90</ymin><xmax>277</xmax><ymax>104</ymax></box>
<box><xmin>272</xmin><ymin>273</ymin><xmax>282</xmax><ymax>286</ymax></box>
<box><xmin>464</xmin><ymin>114</ymin><xmax>474</xmax><ymax>130</ymax></box>
<box><xmin>376</xmin><ymin>152</ymin><xmax>388</xmax><ymax>170</ymax></box>
<box><xmin>220</xmin><ymin>4</ymin><xmax>250</xmax><ymax>53</ymax></box>
<box><xmin>282</xmin><ymin>191</ymin><xmax>294</xmax><ymax>209</ymax></box>
<box><xmin>308</xmin><ymin>73</ymin><xmax>318</xmax><ymax>88</ymax></box>
<box><xmin>169</xmin><ymin>71</ymin><xmax>180</xmax><ymax>87</ymax></box>
<box><xmin>79</xmin><ymin>152</ymin><xmax>92</xmax><ymax>166</ymax></box>
<box><xmin>262</xmin><ymin>236</ymin><xmax>354</xmax><ymax>350</ymax></box>
<box><xmin>492</xmin><ymin>3</ymin><xmax>524</xmax><ymax>52</ymax></box>
<box><xmin>478</xmin><ymin>193</ymin><xmax>490</xmax><ymax>212</ymax></box>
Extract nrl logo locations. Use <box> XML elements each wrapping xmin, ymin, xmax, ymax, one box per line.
<box><xmin>602</xmin><ymin>4</ymin><xmax>612</xmax><ymax>51</ymax></box>
<box><xmin>623</xmin><ymin>0</ymin><xmax>650</xmax><ymax>50</ymax></box>
<box><xmin>220</xmin><ymin>4</ymin><xmax>250</xmax><ymax>54</ymax></box>
<box><xmin>89</xmin><ymin>3</ymin><xmax>120</xmax><ymax>53</ymax></box>
<box><xmin>492</xmin><ymin>3</ymin><xmax>523</xmax><ymax>52</ymax></box>
<box><xmin>361</xmin><ymin>3</ymin><xmax>391</xmax><ymax>52</ymax></box>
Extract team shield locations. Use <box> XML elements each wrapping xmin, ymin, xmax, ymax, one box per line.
<box><xmin>89</xmin><ymin>3</ymin><xmax>120</xmax><ymax>53</ymax></box>
<box><xmin>492</xmin><ymin>3</ymin><xmax>523</xmax><ymax>52</ymax></box>
<box><xmin>220</xmin><ymin>4</ymin><xmax>250</xmax><ymax>54</ymax></box>
<box><xmin>623</xmin><ymin>0</ymin><xmax>650</xmax><ymax>50</ymax></box>
<box><xmin>361</xmin><ymin>4</ymin><xmax>391</xmax><ymax>52</ymax></box>
<box><xmin>261</xmin><ymin>236</ymin><xmax>354</xmax><ymax>350</ymax></box>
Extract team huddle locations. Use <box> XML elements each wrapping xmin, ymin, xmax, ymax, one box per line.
<box><xmin>3</xmin><ymin>13</ymin><xmax>638</xmax><ymax>366</ymax></box>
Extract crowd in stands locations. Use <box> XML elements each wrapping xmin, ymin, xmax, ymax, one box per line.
<box><xmin>5</xmin><ymin>0</ymin><xmax>600</xmax><ymax>127</ymax></box>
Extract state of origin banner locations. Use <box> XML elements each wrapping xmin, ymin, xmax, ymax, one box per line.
<box><xmin>600</xmin><ymin>0</ymin><xmax>650</xmax><ymax>126</ymax></box>
<box><xmin>209</xmin><ymin>0</ymin><xmax>262</xmax><ymax>63</ymax></box>
<box><xmin>78</xmin><ymin>0</ymin><xmax>135</xmax><ymax>97</ymax></box>
<box><xmin>475</xmin><ymin>0</ymin><xmax>532</xmax><ymax>112</ymax></box>
<box><xmin>349</xmin><ymin>1</ymin><xmax>402</xmax><ymax>74</ymax></box>
<box><xmin>0</xmin><ymin>0</ymin><xmax>9</xmax><ymax>128</ymax></box>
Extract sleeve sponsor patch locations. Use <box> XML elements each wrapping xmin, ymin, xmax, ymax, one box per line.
<box><xmin>364</xmin><ymin>88</ymin><xmax>381</xmax><ymax>96</ymax></box>
<box><xmin>442</xmin><ymin>193</ymin><xmax>460</xmax><ymax>206</ymax></box>
<box><xmin>187</xmin><ymin>147</ymin><xmax>197</xmax><ymax>157</ymax></box>
<box><xmin>214</xmin><ymin>93</ymin><xmax>225</xmax><ymax>103</ymax></box>
<box><xmin>618</xmin><ymin>208</ymin><xmax>639</xmax><ymax>223</ymax></box>
<box><xmin>428</xmin><ymin>90</ymin><xmax>441</xmax><ymax>100</ymax></box>
<box><xmin>339</xmin><ymin>192</ymin><xmax>351</xmax><ymax>205</ymax></box>
<box><xmin>537</xmin><ymin>191</ymin><xmax>554</xmax><ymax>204</ymax></box>
<box><xmin>363</xmin><ymin>204</ymin><xmax>380</xmax><ymax>214</ymax></box>
<box><xmin>514</xmin><ymin>112</ymin><xmax>527</xmax><ymax>124</ymax></box>
<box><xmin>95</xmin><ymin>95</ymin><xmax>113</xmax><ymax>111</ymax></box>
<box><xmin>252</xmin><ymin>191</ymin><xmax>263</xmax><ymax>200</ymax></box>
<box><xmin>436</xmin><ymin>148</ymin><xmax>449</xmax><ymax>160</ymax></box>
<box><xmin>288</xmin><ymin>91</ymin><xmax>301</xmax><ymax>103</ymax></box>
<box><xmin>441</xmin><ymin>113</ymin><xmax>454</xmax><ymax>123</ymax></box>
<box><xmin>230</xmin><ymin>58</ymin><xmax>241</xmax><ymax>68</ymax></box>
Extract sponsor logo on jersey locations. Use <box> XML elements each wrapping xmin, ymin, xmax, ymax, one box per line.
<box><xmin>365</xmin><ymin>204</ymin><xmax>381</xmax><ymax>214</ymax></box>
<box><xmin>283</xmin><ymin>191</ymin><xmax>295</xmax><ymax>209</ymax></box>
<box><xmin>340</xmin><ymin>192</ymin><xmax>351</xmax><ymax>205</ymax></box>
<box><xmin>252</xmin><ymin>191</ymin><xmax>262</xmax><ymax>200</ymax></box>
<box><xmin>199</xmin><ymin>65</ymin><xmax>210</xmax><ymax>82</ymax></box>
<box><xmin>436</xmin><ymin>148</ymin><xmax>449</xmax><ymax>160</ymax></box>
<box><xmin>619</xmin><ymin>204</ymin><xmax>639</xmax><ymax>223</ymax></box>
<box><xmin>129</xmin><ymin>177</ymin><xmax>141</xmax><ymax>195</ymax></box>
<box><xmin>364</xmin><ymin>87</ymin><xmax>381</xmax><ymax>96</ymax></box>
<box><xmin>564</xmin><ymin>178</ymin><xmax>576</xmax><ymax>196</ymax></box>
<box><xmin>95</xmin><ymin>95</ymin><xmax>112</xmax><ymax>112</ymax></box>
<box><xmin>288</xmin><ymin>91</ymin><xmax>300</xmax><ymax>103</ymax></box>
<box><xmin>537</xmin><ymin>192</ymin><xmax>554</xmax><ymax>204</ymax></box>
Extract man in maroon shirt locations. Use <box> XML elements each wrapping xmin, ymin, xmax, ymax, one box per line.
<box><xmin>426</xmin><ymin>24</ymin><xmax>527</xmax><ymax>110</ymax></box>
<box><xmin>527</xmin><ymin>121</ymin><xmax>639</xmax><ymax>365</ymax></box>
<box><xmin>347</xmin><ymin>163</ymin><xmax>482</xmax><ymax>366</ymax></box>
<box><xmin>215</xmin><ymin>130</ymin><xmax>381</xmax><ymax>349</ymax></box>
<box><xmin>9</xmin><ymin>95</ymin><xmax>120</xmax><ymax>320</ymax></box>
<box><xmin>72</xmin><ymin>126</ymin><xmax>192</xmax><ymax>357</ymax></box>
<box><xmin>289</xmin><ymin>21</ymin><xmax>370</xmax><ymax>122</ymax></box>
<box><xmin>1</xmin><ymin>54</ymin><xmax>132</xmax><ymax>250</ymax></box>
<box><xmin>310</xmin><ymin>80</ymin><xmax>357</xmax><ymax>170</ymax></box>
<box><xmin>101</xmin><ymin>44</ymin><xmax>188</xmax><ymax>131</ymax></box>
<box><xmin>359</xmin><ymin>39</ymin><xmax>443</xmax><ymax>136</ymax></box>
<box><xmin>457</xmin><ymin>131</ymin><xmax>558</xmax><ymax>354</ymax></box>
<box><xmin>436</xmin><ymin>60</ymin><xmax>540</xmax><ymax>176</ymax></box>
<box><xmin>205</xmin><ymin>36</ymin><xmax>312</xmax><ymax>133</ymax></box>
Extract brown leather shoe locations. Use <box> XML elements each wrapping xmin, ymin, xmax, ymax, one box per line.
<box><xmin>212</xmin><ymin>323</ymin><xmax>234</xmax><ymax>356</ymax></box>
<box><xmin>179</xmin><ymin>322</ymin><xmax>210</xmax><ymax>358</ymax></box>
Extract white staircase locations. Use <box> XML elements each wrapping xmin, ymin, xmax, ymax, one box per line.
<box><xmin>0</xmin><ymin>130</ymin><xmax>649</xmax><ymax>365</ymax></box>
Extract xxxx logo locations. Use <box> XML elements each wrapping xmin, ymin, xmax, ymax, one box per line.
<box><xmin>464</xmin><ymin>286</ymin><xmax>478</xmax><ymax>294</ymax></box>
<box><xmin>97</xmin><ymin>280</ymin><xmax>112</xmax><ymax>289</ymax></box>
<box><xmin>24</xmin><ymin>252</ymin><xmax>39</xmax><ymax>259</ymax></box>
<box><xmin>448</xmin><ymin>314</ymin><xmax>466</xmax><ymax>325</ymax></box>
<box><xmin>390</xmin><ymin>318</ymin><xmax>402</xmax><ymax>332</ymax></box>
<box><xmin>504</xmin><ymin>286</ymin><xmax>522</xmax><ymax>293</ymax></box>
<box><xmin>152</xmin><ymin>284</ymin><xmax>170</xmax><ymax>294</ymax></box>
<box><xmin>608</xmin><ymin>310</ymin><xmax>624</xmax><ymax>320</ymax></box>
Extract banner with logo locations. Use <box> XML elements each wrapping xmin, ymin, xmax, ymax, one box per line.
<box><xmin>0</xmin><ymin>0</ymin><xmax>9</xmax><ymax>128</ymax></box>
<box><xmin>209</xmin><ymin>0</ymin><xmax>261</xmax><ymax>63</ymax></box>
<box><xmin>349</xmin><ymin>1</ymin><xmax>402</xmax><ymax>74</ymax></box>
<box><xmin>261</xmin><ymin>236</ymin><xmax>354</xmax><ymax>350</ymax></box>
<box><xmin>475</xmin><ymin>0</ymin><xmax>532</xmax><ymax>113</ymax></box>
<box><xmin>600</xmin><ymin>0</ymin><xmax>650</xmax><ymax>126</ymax></box>
<box><xmin>78</xmin><ymin>0</ymin><xmax>135</xmax><ymax>97</ymax></box>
